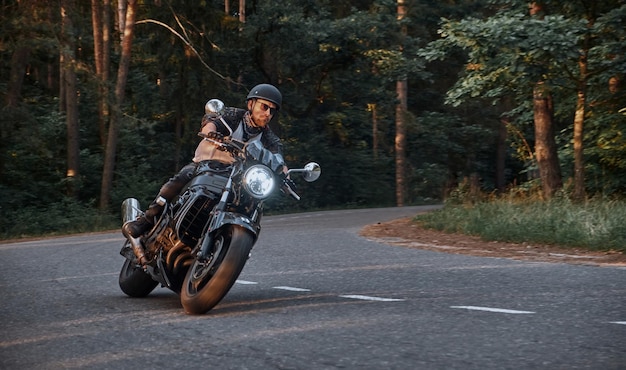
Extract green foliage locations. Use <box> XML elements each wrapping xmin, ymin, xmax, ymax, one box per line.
<box><xmin>422</xmin><ymin>12</ymin><xmax>587</xmax><ymax>107</ymax></box>
<box><xmin>0</xmin><ymin>197</ymin><xmax>118</xmax><ymax>239</ymax></box>
<box><xmin>1</xmin><ymin>0</ymin><xmax>625</xmax><ymax>240</ymax></box>
<box><xmin>422</xmin><ymin>0</ymin><xmax>626</xmax><ymax>197</ymax></box>
<box><xmin>0</xmin><ymin>101</ymin><xmax>68</xmax><ymax>211</ymax></box>
<box><xmin>416</xmin><ymin>197</ymin><xmax>626</xmax><ymax>252</ymax></box>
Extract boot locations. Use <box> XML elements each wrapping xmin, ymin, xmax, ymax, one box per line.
<box><xmin>122</xmin><ymin>217</ymin><xmax>153</xmax><ymax>238</ymax></box>
<box><xmin>122</xmin><ymin>217</ymin><xmax>153</xmax><ymax>266</ymax></box>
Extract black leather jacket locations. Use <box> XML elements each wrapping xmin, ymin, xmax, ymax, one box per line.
<box><xmin>203</xmin><ymin>107</ymin><xmax>284</xmax><ymax>156</ymax></box>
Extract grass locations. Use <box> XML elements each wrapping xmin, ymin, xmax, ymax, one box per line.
<box><xmin>415</xmin><ymin>197</ymin><xmax>626</xmax><ymax>253</ymax></box>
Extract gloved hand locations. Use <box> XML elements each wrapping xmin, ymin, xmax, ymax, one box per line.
<box><xmin>201</xmin><ymin>114</ymin><xmax>219</xmax><ymax>128</ymax></box>
<box><xmin>282</xmin><ymin>177</ymin><xmax>297</xmax><ymax>193</ymax></box>
<box><xmin>206</xmin><ymin>131</ymin><xmax>224</xmax><ymax>141</ymax></box>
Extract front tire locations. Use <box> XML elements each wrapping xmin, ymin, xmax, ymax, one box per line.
<box><xmin>119</xmin><ymin>258</ymin><xmax>158</xmax><ymax>297</ymax></box>
<box><xmin>180</xmin><ymin>226</ymin><xmax>253</xmax><ymax>314</ymax></box>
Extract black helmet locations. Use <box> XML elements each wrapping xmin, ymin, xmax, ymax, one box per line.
<box><xmin>246</xmin><ymin>84</ymin><xmax>282</xmax><ymax>111</ymax></box>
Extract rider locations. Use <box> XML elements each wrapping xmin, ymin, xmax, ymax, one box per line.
<box><xmin>122</xmin><ymin>83</ymin><xmax>287</xmax><ymax>263</ymax></box>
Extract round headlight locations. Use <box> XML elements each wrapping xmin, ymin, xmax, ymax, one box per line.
<box><xmin>243</xmin><ymin>165</ymin><xmax>275</xmax><ymax>199</ymax></box>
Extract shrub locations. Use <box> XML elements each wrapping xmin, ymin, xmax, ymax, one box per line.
<box><xmin>416</xmin><ymin>194</ymin><xmax>626</xmax><ymax>252</ymax></box>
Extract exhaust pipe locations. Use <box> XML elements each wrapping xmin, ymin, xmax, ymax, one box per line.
<box><xmin>121</xmin><ymin>198</ymin><xmax>142</xmax><ymax>225</ymax></box>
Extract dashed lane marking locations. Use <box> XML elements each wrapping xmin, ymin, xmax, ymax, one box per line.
<box><xmin>235</xmin><ymin>280</ymin><xmax>258</xmax><ymax>285</ymax></box>
<box><xmin>609</xmin><ymin>321</ymin><xmax>626</xmax><ymax>325</ymax></box>
<box><xmin>451</xmin><ymin>306</ymin><xmax>535</xmax><ymax>314</ymax></box>
<box><xmin>273</xmin><ymin>286</ymin><xmax>312</xmax><ymax>292</ymax></box>
<box><xmin>236</xmin><ymin>281</ymin><xmax>403</xmax><ymax>301</ymax></box>
<box><xmin>339</xmin><ymin>295</ymin><xmax>405</xmax><ymax>302</ymax></box>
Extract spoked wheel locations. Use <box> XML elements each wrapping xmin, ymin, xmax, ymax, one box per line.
<box><xmin>118</xmin><ymin>251</ymin><xmax>158</xmax><ymax>297</ymax></box>
<box><xmin>180</xmin><ymin>226</ymin><xmax>253</xmax><ymax>314</ymax></box>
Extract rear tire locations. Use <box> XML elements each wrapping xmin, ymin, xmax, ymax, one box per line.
<box><xmin>180</xmin><ymin>226</ymin><xmax>253</xmax><ymax>314</ymax></box>
<box><xmin>119</xmin><ymin>258</ymin><xmax>158</xmax><ymax>297</ymax></box>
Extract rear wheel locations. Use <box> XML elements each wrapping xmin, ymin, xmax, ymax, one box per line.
<box><xmin>180</xmin><ymin>226</ymin><xmax>253</xmax><ymax>314</ymax></box>
<box><xmin>119</xmin><ymin>257</ymin><xmax>158</xmax><ymax>298</ymax></box>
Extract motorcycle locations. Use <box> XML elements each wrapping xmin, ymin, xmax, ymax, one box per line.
<box><xmin>118</xmin><ymin>98</ymin><xmax>321</xmax><ymax>314</ymax></box>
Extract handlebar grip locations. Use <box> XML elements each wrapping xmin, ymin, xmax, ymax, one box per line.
<box><xmin>198</xmin><ymin>132</ymin><xmax>229</xmax><ymax>151</ymax></box>
<box><xmin>283</xmin><ymin>184</ymin><xmax>301</xmax><ymax>200</ymax></box>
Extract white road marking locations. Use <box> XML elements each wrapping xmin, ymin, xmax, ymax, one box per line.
<box><xmin>235</xmin><ymin>280</ymin><xmax>258</xmax><ymax>285</ymax></box>
<box><xmin>451</xmin><ymin>306</ymin><xmax>535</xmax><ymax>314</ymax></box>
<box><xmin>609</xmin><ymin>321</ymin><xmax>626</xmax><ymax>325</ymax></box>
<box><xmin>273</xmin><ymin>286</ymin><xmax>311</xmax><ymax>292</ymax></box>
<box><xmin>339</xmin><ymin>295</ymin><xmax>404</xmax><ymax>302</ymax></box>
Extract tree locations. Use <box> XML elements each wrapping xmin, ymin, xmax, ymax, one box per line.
<box><xmin>4</xmin><ymin>0</ymin><xmax>40</xmax><ymax>108</ymax></box>
<box><xmin>3</xmin><ymin>0</ymin><xmax>623</xmax><ymax>234</ymax></box>
<box><xmin>533</xmin><ymin>82</ymin><xmax>562</xmax><ymax>198</ymax></box>
<box><xmin>395</xmin><ymin>0</ymin><xmax>408</xmax><ymax>206</ymax></box>
<box><xmin>530</xmin><ymin>2</ymin><xmax>562</xmax><ymax>198</ymax></box>
<box><xmin>5</xmin><ymin>47</ymin><xmax>30</xmax><ymax>108</ymax></box>
<box><xmin>60</xmin><ymin>0</ymin><xmax>81</xmax><ymax>198</ymax></box>
<box><xmin>91</xmin><ymin>0</ymin><xmax>112</xmax><ymax>147</ymax></box>
<box><xmin>421</xmin><ymin>0</ymin><xmax>626</xmax><ymax>199</ymax></box>
<box><xmin>100</xmin><ymin>0</ymin><xmax>138</xmax><ymax>210</ymax></box>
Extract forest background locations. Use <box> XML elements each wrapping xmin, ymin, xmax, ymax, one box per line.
<box><xmin>1</xmin><ymin>0</ymin><xmax>625</xmax><ymax>240</ymax></box>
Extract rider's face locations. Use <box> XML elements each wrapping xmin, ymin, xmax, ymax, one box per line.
<box><xmin>248</xmin><ymin>98</ymin><xmax>277</xmax><ymax>127</ymax></box>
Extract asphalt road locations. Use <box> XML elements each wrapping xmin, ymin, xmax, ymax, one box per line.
<box><xmin>1</xmin><ymin>206</ymin><xmax>624</xmax><ymax>370</ymax></box>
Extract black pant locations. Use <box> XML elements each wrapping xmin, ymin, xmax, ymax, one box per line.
<box><xmin>143</xmin><ymin>162</ymin><xmax>197</xmax><ymax>223</ymax></box>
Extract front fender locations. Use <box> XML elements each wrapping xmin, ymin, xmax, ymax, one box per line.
<box><xmin>211</xmin><ymin>211</ymin><xmax>260</xmax><ymax>242</ymax></box>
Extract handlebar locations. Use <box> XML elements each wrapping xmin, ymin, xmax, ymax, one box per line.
<box><xmin>198</xmin><ymin>132</ymin><xmax>225</xmax><ymax>147</ymax></box>
<box><xmin>197</xmin><ymin>132</ymin><xmax>244</xmax><ymax>155</ymax></box>
<box><xmin>282</xmin><ymin>180</ymin><xmax>301</xmax><ymax>201</ymax></box>
<box><xmin>198</xmin><ymin>130</ymin><xmax>316</xmax><ymax>202</ymax></box>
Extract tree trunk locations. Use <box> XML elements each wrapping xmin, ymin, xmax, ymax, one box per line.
<box><xmin>529</xmin><ymin>1</ymin><xmax>562</xmax><ymax>199</ymax></box>
<box><xmin>92</xmin><ymin>0</ymin><xmax>111</xmax><ymax>147</ymax></box>
<box><xmin>395</xmin><ymin>0</ymin><xmax>408</xmax><ymax>206</ymax></box>
<box><xmin>61</xmin><ymin>0</ymin><xmax>80</xmax><ymax>198</ymax></box>
<box><xmin>5</xmin><ymin>46</ymin><xmax>30</xmax><ymax>107</ymax></box>
<box><xmin>117</xmin><ymin>0</ymin><xmax>127</xmax><ymax>41</ymax></box>
<box><xmin>572</xmin><ymin>88</ymin><xmax>586</xmax><ymax>201</ymax></box>
<box><xmin>496</xmin><ymin>117</ymin><xmax>508</xmax><ymax>193</ymax></box>
<box><xmin>395</xmin><ymin>80</ymin><xmax>407</xmax><ymax>207</ymax></box>
<box><xmin>370</xmin><ymin>103</ymin><xmax>378</xmax><ymax>160</ymax></box>
<box><xmin>103</xmin><ymin>0</ymin><xmax>112</xmax><ymax>144</ymax></box>
<box><xmin>100</xmin><ymin>0</ymin><xmax>137</xmax><ymax>210</ymax></box>
<box><xmin>572</xmin><ymin>37</ymin><xmax>589</xmax><ymax>202</ymax></box>
<box><xmin>533</xmin><ymin>82</ymin><xmax>562</xmax><ymax>199</ymax></box>
<box><xmin>496</xmin><ymin>97</ymin><xmax>514</xmax><ymax>193</ymax></box>
<box><xmin>239</xmin><ymin>0</ymin><xmax>245</xmax><ymax>23</ymax></box>
<box><xmin>59</xmin><ymin>57</ymin><xmax>66</xmax><ymax>112</ymax></box>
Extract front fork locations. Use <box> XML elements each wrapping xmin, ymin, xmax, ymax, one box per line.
<box><xmin>197</xmin><ymin>167</ymin><xmax>235</xmax><ymax>261</ymax></box>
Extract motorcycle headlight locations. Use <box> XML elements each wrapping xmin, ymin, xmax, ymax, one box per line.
<box><xmin>243</xmin><ymin>165</ymin><xmax>275</xmax><ymax>199</ymax></box>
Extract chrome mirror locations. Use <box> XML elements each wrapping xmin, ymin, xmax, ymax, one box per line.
<box><xmin>301</xmin><ymin>162</ymin><xmax>321</xmax><ymax>182</ymax></box>
<box><xmin>205</xmin><ymin>99</ymin><xmax>225</xmax><ymax>115</ymax></box>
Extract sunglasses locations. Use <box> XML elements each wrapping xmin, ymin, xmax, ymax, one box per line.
<box><xmin>258</xmin><ymin>102</ymin><xmax>277</xmax><ymax>116</ymax></box>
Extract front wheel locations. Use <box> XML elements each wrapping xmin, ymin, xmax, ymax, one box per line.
<box><xmin>119</xmin><ymin>257</ymin><xmax>158</xmax><ymax>297</ymax></box>
<box><xmin>180</xmin><ymin>226</ymin><xmax>253</xmax><ymax>314</ymax></box>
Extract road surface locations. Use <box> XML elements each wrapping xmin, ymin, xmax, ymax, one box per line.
<box><xmin>1</xmin><ymin>206</ymin><xmax>624</xmax><ymax>369</ymax></box>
